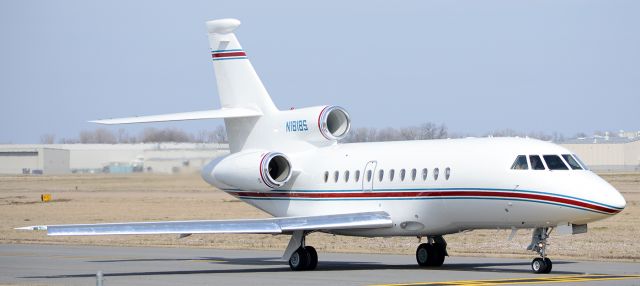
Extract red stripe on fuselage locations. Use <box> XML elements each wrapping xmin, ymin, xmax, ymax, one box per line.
<box><xmin>212</xmin><ymin>52</ymin><xmax>247</xmax><ymax>58</ymax></box>
<box><xmin>229</xmin><ymin>190</ymin><xmax>619</xmax><ymax>214</ymax></box>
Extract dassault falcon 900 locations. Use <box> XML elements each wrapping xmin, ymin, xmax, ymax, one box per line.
<box><xmin>19</xmin><ymin>18</ymin><xmax>626</xmax><ymax>274</ymax></box>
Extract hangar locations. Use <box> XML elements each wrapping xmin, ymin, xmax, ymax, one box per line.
<box><xmin>0</xmin><ymin>143</ymin><xmax>229</xmax><ymax>175</ymax></box>
<box><xmin>0</xmin><ymin>147</ymin><xmax>70</xmax><ymax>175</ymax></box>
<box><xmin>562</xmin><ymin>137</ymin><xmax>640</xmax><ymax>172</ymax></box>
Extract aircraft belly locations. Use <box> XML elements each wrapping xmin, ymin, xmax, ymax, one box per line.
<box><xmin>241</xmin><ymin>197</ymin><xmax>453</xmax><ymax>236</ymax></box>
<box><xmin>240</xmin><ymin>196</ymin><xmax>613</xmax><ymax>236</ymax></box>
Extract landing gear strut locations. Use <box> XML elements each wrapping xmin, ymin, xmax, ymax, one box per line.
<box><xmin>528</xmin><ymin>227</ymin><xmax>552</xmax><ymax>274</ymax></box>
<box><xmin>416</xmin><ymin>236</ymin><xmax>447</xmax><ymax>267</ymax></box>
<box><xmin>285</xmin><ymin>231</ymin><xmax>318</xmax><ymax>271</ymax></box>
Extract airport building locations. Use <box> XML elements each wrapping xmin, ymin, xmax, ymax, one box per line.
<box><xmin>0</xmin><ymin>147</ymin><xmax>70</xmax><ymax>175</ymax></box>
<box><xmin>0</xmin><ymin>143</ymin><xmax>229</xmax><ymax>175</ymax></box>
<box><xmin>561</xmin><ymin>137</ymin><xmax>640</xmax><ymax>172</ymax></box>
<box><xmin>1</xmin><ymin>137</ymin><xmax>639</xmax><ymax>175</ymax></box>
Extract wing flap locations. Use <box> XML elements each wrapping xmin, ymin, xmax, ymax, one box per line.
<box><xmin>89</xmin><ymin>108</ymin><xmax>262</xmax><ymax>125</ymax></box>
<box><xmin>16</xmin><ymin>212</ymin><xmax>392</xmax><ymax>236</ymax></box>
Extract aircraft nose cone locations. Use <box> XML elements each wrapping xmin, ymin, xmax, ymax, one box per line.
<box><xmin>599</xmin><ymin>180</ymin><xmax>626</xmax><ymax>213</ymax></box>
<box><xmin>609</xmin><ymin>187</ymin><xmax>626</xmax><ymax>210</ymax></box>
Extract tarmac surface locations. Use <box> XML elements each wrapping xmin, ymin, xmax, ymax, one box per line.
<box><xmin>1</xmin><ymin>244</ymin><xmax>640</xmax><ymax>286</ymax></box>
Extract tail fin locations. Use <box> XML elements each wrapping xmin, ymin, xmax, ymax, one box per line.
<box><xmin>91</xmin><ymin>19</ymin><xmax>280</xmax><ymax>153</ymax></box>
<box><xmin>207</xmin><ymin>19</ymin><xmax>278</xmax><ymax>115</ymax></box>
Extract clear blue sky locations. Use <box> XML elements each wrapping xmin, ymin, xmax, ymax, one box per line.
<box><xmin>1</xmin><ymin>0</ymin><xmax>638</xmax><ymax>143</ymax></box>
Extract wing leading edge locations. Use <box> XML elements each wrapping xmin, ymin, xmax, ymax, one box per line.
<box><xmin>89</xmin><ymin>107</ymin><xmax>262</xmax><ymax>125</ymax></box>
<box><xmin>16</xmin><ymin>212</ymin><xmax>392</xmax><ymax>236</ymax></box>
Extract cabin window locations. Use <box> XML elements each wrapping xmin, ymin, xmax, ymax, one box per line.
<box><xmin>355</xmin><ymin>170</ymin><xmax>361</xmax><ymax>182</ymax></box>
<box><xmin>543</xmin><ymin>155</ymin><xmax>569</xmax><ymax>170</ymax></box>
<box><xmin>529</xmin><ymin>155</ymin><xmax>545</xmax><ymax>170</ymax></box>
<box><xmin>400</xmin><ymin>169</ymin><xmax>406</xmax><ymax>181</ymax></box>
<box><xmin>344</xmin><ymin>170</ymin><xmax>350</xmax><ymax>182</ymax></box>
<box><xmin>334</xmin><ymin>171</ymin><xmax>339</xmax><ymax>182</ymax></box>
<box><xmin>378</xmin><ymin>169</ymin><xmax>384</xmax><ymax>182</ymax></box>
<box><xmin>324</xmin><ymin>171</ymin><xmax>329</xmax><ymax>183</ymax></box>
<box><xmin>366</xmin><ymin>170</ymin><xmax>372</xmax><ymax>182</ymax></box>
<box><xmin>411</xmin><ymin>168</ymin><xmax>417</xmax><ymax>181</ymax></box>
<box><xmin>445</xmin><ymin>167</ymin><xmax>451</xmax><ymax>180</ymax></box>
<box><xmin>433</xmin><ymin>168</ymin><xmax>439</xmax><ymax>180</ymax></box>
<box><xmin>510</xmin><ymin>155</ymin><xmax>529</xmax><ymax>170</ymax></box>
<box><xmin>562</xmin><ymin>154</ymin><xmax>583</xmax><ymax>170</ymax></box>
<box><xmin>573</xmin><ymin>154</ymin><xmax>589</xmax><ymax>170</ymax></box>
<box><xmin>389</xmin><ymin>169</ymin><xmax>395</xmax><ymax>181</ymax></box>
<box><xmin>422</xmin><ymin>168</ymin><xmax>428</xmax><ymax>180</ymax></box>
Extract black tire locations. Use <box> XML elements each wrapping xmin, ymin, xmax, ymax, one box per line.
<box><xmin>416</xmin><ymin>243</ymin><xmax>433</xmax><ymax>267</ymax></box>
<box><xmin>431</xmin><ymin>243</ymin><xmax>446</xmax><ymax>267</ymax></box>
<box><xmin>543</xmin><ymin>258</ymin><xmax>552</xmax><ymax>273</ymax></box>
<box><xmin>289</xmin><ymin>247</ymin><xmax>310</xmax><ymax>271</ymax></box>
<box><xmin>531</xmin><ymin>257</ymin><xmax>548</xmax><ymax>274</ymax></box>
<box><xmin>305</xmin><ymin>246</ymin><xmax>318</xmax><ymax>270</ymax></box>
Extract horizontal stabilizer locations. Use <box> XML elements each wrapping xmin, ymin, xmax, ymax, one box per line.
<box><xmin>16</xmin><ymin>212</ymin><xmax>392</xmax><ymax>236</ymax></box>
<box><xmin>90</xmin><ymin>108</ymin><xmax>262</xmax><ymax>125</ymax></box>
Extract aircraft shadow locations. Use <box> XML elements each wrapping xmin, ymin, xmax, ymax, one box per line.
<box><xmin>21</xmin><ymin>257</ymin><xmax>584</xmax><ymax>279</ymax></box>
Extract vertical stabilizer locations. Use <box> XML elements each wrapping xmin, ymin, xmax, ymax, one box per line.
<box><xmin>207</xmin><ymin>19</ymin><xmax>278</xmax><ymax>114</ymax></box>
<box><xmin>207</xmin><ymin>19</ymin><xmax>280</xmax><ymax>153</ymax></box>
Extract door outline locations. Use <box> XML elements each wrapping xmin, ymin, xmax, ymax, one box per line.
<box><xmin>362</xmin><ymin>160</ymin><xmax>377</xmax><ymax>192</ymax></box>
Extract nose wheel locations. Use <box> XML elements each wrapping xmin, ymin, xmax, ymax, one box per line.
<box><xmin>528</xmin><ymin>227</ymin><xmax>553</xmax><ymax>274</ymax></box>
<box><xmin>531</xmin><ymin>257</ymin><xmax>552</xmax><ymax>274</ymax></box>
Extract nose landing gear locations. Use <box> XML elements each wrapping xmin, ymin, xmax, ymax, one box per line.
<box><xmin>528</xmin><ymin>227</ymin><xmax>552</xmax><ymax>274</ymax></box>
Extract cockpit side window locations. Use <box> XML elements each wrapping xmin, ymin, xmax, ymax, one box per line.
<box><xmin>562</xmin><ymin>154</ymin><xmax>583</xmax><ymax>170</ymax></box>
<box><xmin>510</xmin><ymin>155</ymin><xmax>529</xmax><ymax>170</ymax></box>
<box><xmin>529</xmin><ymin>155</ymin><xmax>545</xmax><ymax>170</ymax></box>
<box><xmin>543</xmin><ymin>155</ymin><xmax>569</xmax><ymax>170</ymax></box>
<box><xmin>573</xmin><ymin>154</ymin><xmax>590</xmax><ymax>170</ymax></box>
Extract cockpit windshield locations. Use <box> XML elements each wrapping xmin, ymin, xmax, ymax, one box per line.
<box><xmin>511</xmin><ymin>154</ymin><xmax>588</xmax><ymax>171</ymax></box>
<box><xmin>561</xmin><ymin>154</ymin><xmax>583</xmax><ymax>170</ymax></box>
<box><xmin>529</xmin><ymin>155</ymin><xmax>545</xmax><ymax>170</ymax></box>
<box><xmin>510</xmin><ymin>155</ymin><xmax>528</xmax><ymax>170</ymax></box>
<box><xmin>543</xmin><ymin>155</ymin><xmax>569</xmax><ymax>170</ymax></box>
<box><xmin>572</xmin><ymin>154</ymin><xmax>589</xmax><ymax>170</ymax></box>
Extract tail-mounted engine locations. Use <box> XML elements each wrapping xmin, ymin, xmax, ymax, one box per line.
<box><xmin>281</xmin><ymin>105</ymin><xmax>351</xmax><ymax>144</ymax></box>
<box><xmin>259</xmin><ymin>152</ymin><xmax>292</xmax><ymax>188</ymax></box>
<box><xmin>202</xmin><ymin>150</ymin><xmax>292</xmax><ymax>191</ymax></box>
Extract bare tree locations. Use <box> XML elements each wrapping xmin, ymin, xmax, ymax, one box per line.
<box><xmin>117</xmin><ymin>128</ymin><xmax>133</xmax><ymax>143</ymax></box>
<box><xmin>210</xmin><ymin>125</ymin><xmax>228</xmax><ymax>143</ymax></box>
<box><xmin>142</xmin><ymin>127</ymin><xmax>192</xmax><ymax>142</ymax></box>
<box><xmin>78</xmin><ymin>128</ymin><xmax>117</xmax><ymax>143</ymax></box>
<box><xmin>376</xmin><ymin>127</ymin><xmax>400</xmax><ymax>142</ymax></box>
<box><xmin>39</xmin><ymin>133</ymin><xmax>56</xmax><ymax>144</ymax></box>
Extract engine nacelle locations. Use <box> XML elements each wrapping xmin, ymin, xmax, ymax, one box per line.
<box><xmin>202</xmin><ymin>150</ymin><xmax>292</xmax><ymax>191</ymax></box>
<box><xmin>281</xmin><ymin>105</ymin><xmax>351</xmax><ymax>143</ymax></box>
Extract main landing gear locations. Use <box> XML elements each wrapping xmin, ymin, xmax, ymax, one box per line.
<box><xmin>416</xmin><ymin>236</ymin><xmax>448</xmax><ymax>267</ymax></box>
<box><xmin>285</xmin><ymin>231</ymin><xmax>318</xmax><ymax>271</ymax></box>
<box><xmin>289</xmin><ymin>245</ymin><xmax>318</xmax><ymax>271</ymax></box>
<box><xmin>528</xmin><ymin>227</ymin><xmax>552</xmax><ymax>274</ymax></box>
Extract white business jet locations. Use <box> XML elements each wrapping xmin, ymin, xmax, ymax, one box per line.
<box><xmin>19</xmin><ymin>18</ymin><xmax>626</xmax><ymax>274</ymax></box>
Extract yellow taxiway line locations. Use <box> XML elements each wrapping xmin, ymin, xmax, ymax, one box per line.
<box><xmin>372</xmin><ymin>274</ymin><xmax>640</xmax><ymax>286</ymax></box>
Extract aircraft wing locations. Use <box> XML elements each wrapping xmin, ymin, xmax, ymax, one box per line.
<box><xmin>89</xmin><ymin>107</ymin><xmax>262</xmax><ymax>125</ymax></box>
<box><xmin>16</xmin><ymin>212</ymin><xmax>392</xmax><ymax>236</ymax></box>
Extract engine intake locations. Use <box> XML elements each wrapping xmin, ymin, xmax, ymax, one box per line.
<box><xmin>202</xmin><ymin>150</ymin><xmax>292</xmax><ymax>191</ymax></box>
<box><xmin>260</xmin><ymin>152</ymin><xmax>292</xmax><ymax>188</ymax></box>
<box><xmin>319</xmin><ymin>106</ymin><xmax>351</xmax><ymax>140</ymax></box>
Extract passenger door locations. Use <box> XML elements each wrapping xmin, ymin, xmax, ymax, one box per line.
<box><xmin>362</xmin><ymin>160</ymin><xmax>377</xmax><ymax>192</ymax></box>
